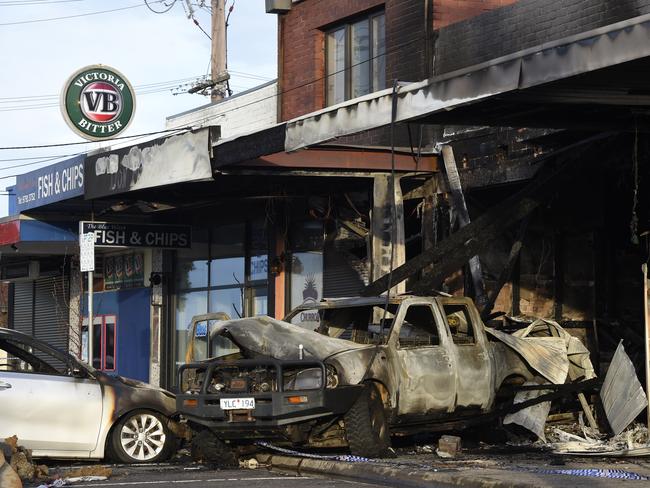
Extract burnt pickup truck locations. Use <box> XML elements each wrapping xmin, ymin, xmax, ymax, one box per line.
<box><xmin>177</xmin><ymin>295</ymin><xmax>593</xmax><ymax>458</ymax></box>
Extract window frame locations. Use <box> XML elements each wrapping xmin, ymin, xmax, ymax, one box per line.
<box><xmin>395</xmin><ymin>303</ymin><xmax>444</xmax><ymax>349</ymax></box>
<box><xmin>443</xmin><ymin>303</ymin><xmax>477</xmax><ymax>346</ymax></box>
<box><xmin>325</xmin><ymin>10</ymin><xmax>386</xmax><ymax>105</ymax></box>
<box><xmin>82</xmin><ymin>314</ymin><xmax>117</xmax><ymax>372</ymax></box>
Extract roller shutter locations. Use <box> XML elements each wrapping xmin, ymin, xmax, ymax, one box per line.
<box><xmin>323</xmin><ymin>247</ymin><xmax>368</xmax><ymax>298</ymax></box>
<box><xmin>12</xmin><ymin>281</ymin><xmax>34</xmax><ymax>336</ymax></box>
<box><xmin>11</xmin><ymin>276</ymin><xmax>69</xmax><ymax>353</ymax></box>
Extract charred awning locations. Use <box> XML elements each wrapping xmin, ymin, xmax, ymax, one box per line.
<box><xmin>285</xmin><ymin>13</ymin><xmax>650</xmax><ymax>150</ymax></box>
<box><xmin>84</xmin><ymin>127</ymin><xmax>219</xmax><ymax>199</ymax></box>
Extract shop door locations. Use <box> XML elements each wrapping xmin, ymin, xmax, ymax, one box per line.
<box><xmin>84</xmin><ymin>288</ymin><xmax>151</xmax><ymax>382</ymax></box>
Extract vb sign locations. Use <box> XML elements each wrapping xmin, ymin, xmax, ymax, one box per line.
<box><xmin>61</xmin><ymin>65</ymin><xmax>136</xmax><ymax>141</ymax></box>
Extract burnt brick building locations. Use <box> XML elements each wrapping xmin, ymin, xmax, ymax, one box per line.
<box><xmin>276</xmin><ymin>0</ymin><xmax>517</xmax><ymax>122</ymax></box>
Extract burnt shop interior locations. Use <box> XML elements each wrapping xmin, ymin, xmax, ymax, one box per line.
<box><xmin>165</xmin><ymin>192</ymin><xmax>370</xmax><ymax>390</ymax></box>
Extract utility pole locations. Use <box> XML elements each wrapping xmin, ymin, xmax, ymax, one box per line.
<box><xmin>211</xmin><ymin>0</ymin><xmax>227</xmax><ymax>102</ymax></box>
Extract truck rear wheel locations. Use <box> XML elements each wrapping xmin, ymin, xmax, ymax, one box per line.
<box><xmin>344</xmin><ymin>383</ymin><xmax>391</xmax><ymax>458</ymax></box>
<box><xmin>190</xmin><ymin>429</ymin><xmax>238</xmax><ymax>467</ymax></box>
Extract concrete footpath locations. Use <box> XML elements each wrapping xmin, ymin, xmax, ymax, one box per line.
<box><xmin>256</xmin><ymin>451</ymin><xmax>650</xmax><ymax>487</ymax></box>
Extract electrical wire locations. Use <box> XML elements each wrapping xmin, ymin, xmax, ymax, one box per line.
<box><xmin>0</xmin><ymin>73</ymin><xmax>267</xmax><ymax>106</ymax></box>
<box><xmin>0</xmin><ymin>0</ymin><xmax>84</xmax><ymax>5</ymax></box>
<box><xmin>144</xmin><ymin>0</ymin><xmax>176</xmax><ymax>14</ymax></box>
<box><xmin>2</xmin><ymin>34</ymin><xmax>423</xmax><ymax>150</ymax></box>
<box><xmin>0</xmin><ymin>0</ymin><xmax>166</xmax><ymax>25</ymax></box>
<box><xmin>0</xmin><ymin>75</ymin><xmax>201</xmax><ymax>103</ymax></box>
<box><xmin>0</xmin><ymin>127</ymin><xmax>191</xmax><ymax>151</ymax></box>
<box><xmin>191</xmin><ymin>16</ymin><xmax>211</xmax><ymax>39</ymax></box>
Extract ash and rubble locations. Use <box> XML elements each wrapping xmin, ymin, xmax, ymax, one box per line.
<box><xmin>1</xmin><ymin>436</ymin><xmax>112</xmax><ymax>488</ymax></box>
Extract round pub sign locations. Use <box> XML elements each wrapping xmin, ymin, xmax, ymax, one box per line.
<box><xmin>60</xmin><ymin>65</ymin><xmax>136</xmax><ymax>141</ymax></box>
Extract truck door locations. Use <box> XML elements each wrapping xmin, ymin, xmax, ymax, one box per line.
<box><xmin>441</xmin><ymin>299</ymin><xmax>492</xmax><ymax>410</ymax></box>
<box><xmin>393</xmin><ymin>300</ymin><xmax>457</xmax><ymax>415</ymax></box>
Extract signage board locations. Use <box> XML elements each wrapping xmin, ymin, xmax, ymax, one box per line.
<box><xmin>15</xmin><ymin>155</ymin><xmax>84</xmax><ymax>213</ymax></box>
<box><xmin>79</xmin><ymin>231</ymin><xmax>95</xmax><ymax>272</ymax></box>
<box><xmin>84</xmin><ymin>128</ymin><xmax>212</xmax><ymax>199</ymax></box>
<box><xmin>81</xmin><ymin>221</ymin><xmax>191</xmax><ymax>249</ymax></box>
<box><xmin>61</xmin><ymin>65</ymin><xmax>136</xmax><ymax>141</ymax></box>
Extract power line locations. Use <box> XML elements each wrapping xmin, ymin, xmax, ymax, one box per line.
<box><xmin>0</xmin><ymin>127</ymin><xmax>190</xmax><ymax>151</ymax></box>
<box><xmin>144</xmin><ymin>0</ymin><xmax>175</xmax><ymax>14</ymax></box>
<box><xmin>0</xmin><ymin>0</ymin><xmax>84</xmax><ymax>5</ymax></box>
<box><xmin>0</xmin><ymin>154</ymin><xmax>77</xmax><ymax>162</ymax></box>
<box><xmin>0</xmin><ymin>72</ymin><xmax>268</xmax><ymax>104</ymax></box>
<box><xmin>2</xmin><ymin>34</ymin><xmax>423</xmax><ymax>151</ymax></box>
<box><xmin>0</xmin><ymin>0</ymin><xmax>164</xmax><ymax>25</ymax></box>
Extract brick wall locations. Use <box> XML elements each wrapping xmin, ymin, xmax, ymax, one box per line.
<box><xmin>433</xmin><ymin>0</ymin><xmax>517</xmax><ymax>29</ymax></box>
<box><xmin>435</xmin><ymin>0</ymin><xmax>650</xmax><ymax>74</ymax></box>
<box><xmin>279</xmin><ymin>0</ymin><xmax>430</xmax><ymax>121</ymax></box>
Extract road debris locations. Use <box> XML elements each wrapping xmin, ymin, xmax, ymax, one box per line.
<box><xmin>57</xmin><ymin>466</ymin><xmax>112</xmax><ymax>479</ymax></box>
<box><xmin>35</xmin><ymin>477</ymin><xmax>109</xmax><ymax>488</ymax></box>
<box><xmin>239</xmin><ymin>458</ymin><xmax>259</xmax><ymax>469</ymax></box>
<box><xmin>549</xmin><ymin>423</ymin><xmax>650</xmax><ymax>456</ymax></box>
<box><xmin>0</xmin><ymin>449</ymin><xmax>22</xmax><ymax>488</ymax></box>
<box><xmin>2</xmin><ymin>435</ymin><xmax>48</xmax><ymax>485</ymax></box>
<box><xmin>437</xmin><ymin>435</ymin><xmax>462</xmax><ymax>458</ymax></box>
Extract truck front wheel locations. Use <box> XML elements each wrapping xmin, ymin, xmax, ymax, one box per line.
<box><xmin>344</xmin><ymin>383</ymin><xmax>391</xmax><ymax>458</ymax></box>
<box><xmin>190</xmin><ymin>429</ymin><xmax>238</xmax><ymax>467</ymax></box>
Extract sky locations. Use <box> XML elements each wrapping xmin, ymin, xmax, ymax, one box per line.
<box><xmin>0</xmin><ymin>0</ymin><xmax>278</xmax><ymax>216</ymax></box>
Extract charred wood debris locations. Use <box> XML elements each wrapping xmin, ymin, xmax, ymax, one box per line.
<box><xmin>359</xmin><ymin>130</ymin><xmax>650</xmax><ymax>455</ymax></box>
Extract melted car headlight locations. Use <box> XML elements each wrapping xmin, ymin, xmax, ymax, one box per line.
<box><xmin>181</xmin><ymin>368</ymin><xmax>205</xmax><ymax>394</ymax></box>
<box><xmin>284</xmin><ymin>368</ymin><xmax>323</xmax><ymax>390</ymax></box>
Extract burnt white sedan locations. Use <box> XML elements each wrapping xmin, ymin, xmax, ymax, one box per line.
<box><xmin>0</xmin><ymin>328</ymin><xmax>178</xmax><ymax>463</ymax></box>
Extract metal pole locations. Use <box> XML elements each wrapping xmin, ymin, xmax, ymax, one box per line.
<box><xmin>641</xmin><ymin>263</ymin><xmax>650</xmax><ymax>429</ymax></box>
<box><xmin>88</xmin><ymin>269</ymin><xmax>93</xmax><ymax>367</ymax></box>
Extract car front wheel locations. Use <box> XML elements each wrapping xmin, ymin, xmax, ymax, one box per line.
<box><xmin>344</xmin><ymin>383</ymin><xmax>391</xmax><ymax>458</ymax></box>
<box><xmin>110</xmin><ymin>410</ymin><xmax>174</xmax><ymax>463</ymax></box>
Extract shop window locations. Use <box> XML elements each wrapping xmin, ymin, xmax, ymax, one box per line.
<box><xmin>82</xmin><ymin>314</ymin><xmax>117</xmax><ymax>371</ymax></box>
<box><xmin>326</xmin><ymin>11</ymin><xmax>386</xmax><ymax>105</ymax></box>
<box><xmin>287</xmin><ymin>221</ymin><xmax>324</xmax><ymax>330</ymax></box>
<box><xmin>173</xmin><ymin>220</ymin><xmax>269</xmax><ymax>385</ymax></box>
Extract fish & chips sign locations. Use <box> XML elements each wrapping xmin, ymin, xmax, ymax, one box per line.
<box><xmin>81</xmin><ymin>221</ymin><xmax>191</xmax><ymax>249</ymax></box>
<box><xmin>61</xmin><ymin>65</ymin><xmax>135</xmax><ymax>141</ymax></box>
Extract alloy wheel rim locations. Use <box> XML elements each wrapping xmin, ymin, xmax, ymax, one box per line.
<box><xmin>120</xmin><ymin>413</ymin><xmax>166</xmax><ymax>461</ymax></box>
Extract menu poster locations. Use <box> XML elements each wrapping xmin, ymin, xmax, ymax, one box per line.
<box><xmin>104</xmin><ymin>256</ymin><xmax>116</xmax><ymax>290</ymax></box>
<box><xmin>133</xmin><ymin>253</ymin><xmax>144</xmax><ymax>287</ymax></box>
<box><xmin>124</xmin><ymin>253</ymin><xmax>134</xmax><ymax>288</ymax></box>
<box><xmin>114</xmin><ymin>255</ymin><xmax>124</xmax><ymax>288</ymax></box>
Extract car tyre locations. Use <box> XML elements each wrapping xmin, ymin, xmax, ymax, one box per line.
<box><xmin>110</xmin><ymin>410</ymin><xmax>175</xmax><ymax>464</ymax></box>
<box><xmin>344</xmin><ymin>383</ymin><xmax>391</xmax><ymax>458</ymax></box>
<box><xmin>190</xmin><ymin>429</ymin><xmax>238</xmax><ymax>467</ymax></box>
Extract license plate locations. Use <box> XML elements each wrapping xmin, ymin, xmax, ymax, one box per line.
<box><xmin>220</xmin><ymin>397</ymin><xmax>255</xmax><ymax>410</ymax></box>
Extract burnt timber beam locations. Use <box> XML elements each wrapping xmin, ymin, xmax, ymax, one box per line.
<box><xmin>441</xmin><ymin>144</ymin><xmax>487</xmax><ymax>305</ymax></box>
<box><xmin>480</xmin><ymin>217</ymin><xmax>530</xmax><ymax>321</ymax></box>
<box><xmin>362</xmin><ymin>133</ymin><xmax>613</xmax><ymax>297</ymax></box>
<box><xmin>212</xmin><ymin>123</ymin><xmax>286</xmax><ymax>170</ymax></box>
